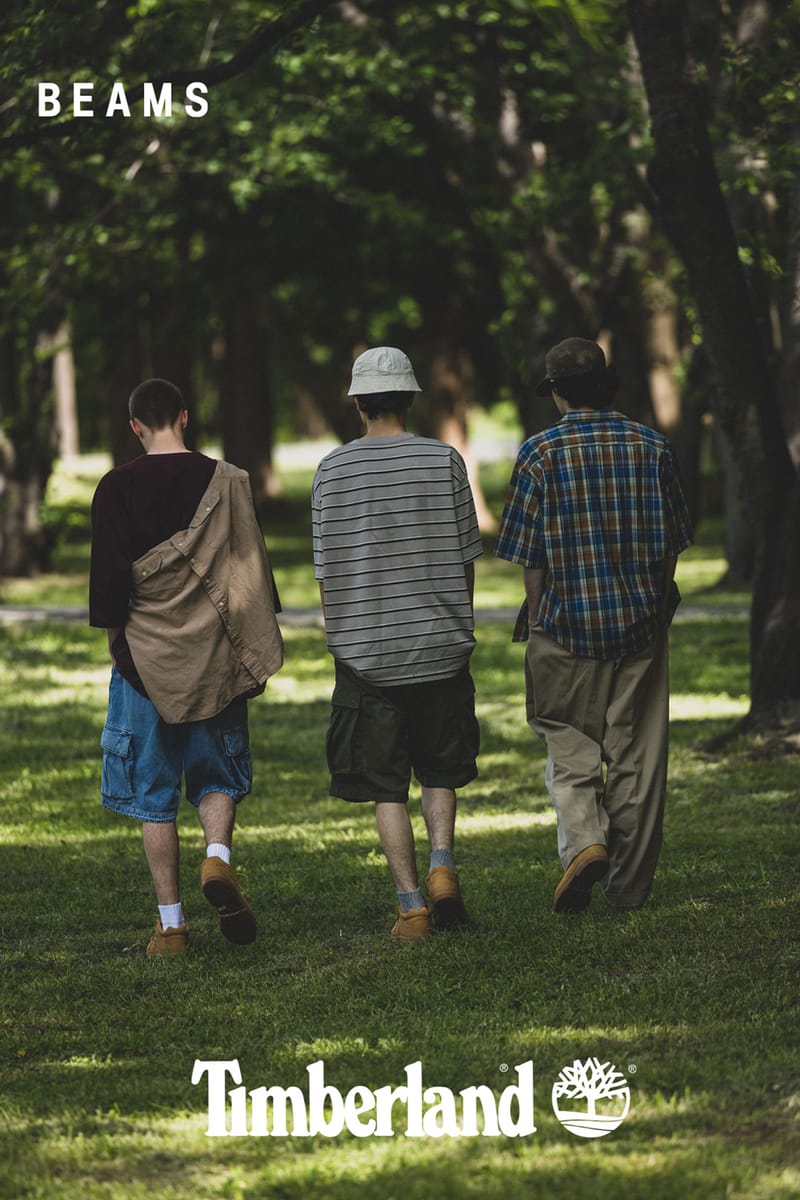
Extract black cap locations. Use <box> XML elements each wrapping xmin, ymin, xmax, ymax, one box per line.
<box><xmin>535</xmin><ymin>338</ymin><xmax>609</xmax><ymax>397</ymax></box>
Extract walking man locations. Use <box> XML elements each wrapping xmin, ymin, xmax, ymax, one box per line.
<box><xmin>312</xmin><ymin>346</ymin><xmax>482</xmax><ymax>938</ymax></box>
<box><xmin>495</xmin><ymin>338</ymin><xmax>693</xmax><ymax>912</ymax></box>
<box><xmin>90</xmin><ymin>378</ymin><xmax>283</xmax><ymax>955</ymax></box>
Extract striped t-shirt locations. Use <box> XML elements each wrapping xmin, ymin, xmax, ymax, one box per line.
<box><xmin>312</xmin><ymin>434</ymin><xmax>482</xmax><ymax>685</ymax></box>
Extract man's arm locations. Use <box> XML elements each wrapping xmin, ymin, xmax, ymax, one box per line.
<box><xmin>464</xmin><ymin>561</ymin><xmax>475</xmax><ymax>609</ymax></box>
<box><xmin>106</xmin><ymin>626</ymin><xmax>122</xmax><ymax>664</ymax></box>
<box><xmin>318</xmin><ymin>581</ymin><xmax>326</xmax><ymax>628</ymax></box>
<box><xmin>524</xmin><ymin>566</ymin><xmax>545</xmax><ymax>627</ymax></box>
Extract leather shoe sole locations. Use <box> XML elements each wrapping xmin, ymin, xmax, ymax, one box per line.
<box><xmin>553</xmin><ymin>844</ymin><xmax>609</xmax><ymax>914</ymax></box>
<box><xmin>201</xmin><ymin>857</ymin><xmax>257</xmax><ymax>944</ymax></box>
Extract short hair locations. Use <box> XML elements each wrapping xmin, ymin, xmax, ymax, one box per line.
<box><xmin>553</xmin><ymin>367</ymin><xmax>618</xmax><ymax>411</ymax></box>
<box><xmin>128</xmin><ymin>378</ymin><xmax>185</xmax><ymax>429</ymax></box>
<box><xmin>355</xmin><ymin>391</ymin><xmax>415</xmax><ymax>421</ymax></box>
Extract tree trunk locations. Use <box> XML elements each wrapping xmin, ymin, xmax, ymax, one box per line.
<box><xmin>779</xmin><ymin>170</ymin><xmax>800</xmax><ymax>466</ymax></box>
<box><xmin>417</xmin><ymin>343</ymin><xmax>496</xmax><ymax>533</ymax></box>
<box><xmin>47</xmin><ymin>321</ymin><xmax>79</xmax><ymax>460</ymax></box>
<box><xmin>0</xmin><ymin>327</ymin><xmax>57</xmax><ymax>577</ymax></box>
<box><xmin>221</xmin><ymin>299</ymin><xmax>279</xmax><ymax>504</ymax></box>
<box><xmin>714</xmin><ymin>421</ymin><xmax>757</xmax><ymax>586</ymax></box>
<box><xmin>628</xmin><ymin>0</ymin><xmax>800</xmax><ymax>722</ymax></box>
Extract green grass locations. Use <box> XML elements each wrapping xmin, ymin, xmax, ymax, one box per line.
<box><xmin>2</xmin><ymin>450</ymin><xmax>794</xmax><ymax>1198</ymax></box>
<box><xmin>1</xmin><ymin>606</ymin><xmax>798</xmax><ymax>1198</ymax></box>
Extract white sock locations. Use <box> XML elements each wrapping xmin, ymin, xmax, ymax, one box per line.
<box><xmin>159</xmin><ymin>902</ymin><xmax>185</xmax><ymax>930</ymax></box>
<box><xmin>206</xmin><ymin>842</ymin><xmax>231</xmax><ymax>865</ymax></box>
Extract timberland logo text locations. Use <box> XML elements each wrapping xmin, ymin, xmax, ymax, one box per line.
<box><xmin>192</xmin><ymin>1057</ymin><xmax>632</xmax><ymax>1139</ymax></box>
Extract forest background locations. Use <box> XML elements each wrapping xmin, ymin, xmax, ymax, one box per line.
<box><xmin>1</xmin><ymin>0</ymin><xmax>799</xmax><ymax>729</ymax></box>
<box><xmin>1</xmin><ymin>3</ymin><xmax>799</xmax><ymax>1197</ymax></box>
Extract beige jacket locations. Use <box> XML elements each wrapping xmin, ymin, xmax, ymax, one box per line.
<box><xmin>125</xmin><ymin>460</ymin><xmax>283</xmax><ymax>723</ymax></box>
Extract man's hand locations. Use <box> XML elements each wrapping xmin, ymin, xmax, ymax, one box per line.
<box><xmin>523</xmin><ymin>566</ymin><xmax>545</xmax><ymax>627</ymax></box>
<box><xmin>464</xmin><ymin>561</ymin><xmax>475</xmax><ymax>609</ymax></box>
<box><xmin>106</xmin><ymin>626</ymin><xmax>121</xmax><ymax>664</ymax></box>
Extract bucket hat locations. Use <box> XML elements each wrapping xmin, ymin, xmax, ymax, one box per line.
<box><xmin>348</xmin><ymin>346</ymin><xmax>421</xmax><ymax>395</ymax></box>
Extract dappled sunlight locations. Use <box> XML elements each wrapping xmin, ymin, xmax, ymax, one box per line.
<box><xmin>236</xmin><ymin>821</ymin><xmax>374</xmax><ymax>848</ymax></box>
<box><xmin>458</xmin><ymin>810</ymin><xmax>556</xmax><ymax>834</ymax></box>
<box><xmin>674</xmin><ymin>554</ymin><xmax>727</xmax><ymax>593</ymax></box>
<box><xmin>2</xmin><ymin>827</ymin><xmax>138</xmax><ymax>847</ymax></box>
<box><xmin>670</xmin><ymin>693</ymin><xmax>749</xmax><ymax>720</ymax></box>
<box><xmin>7</xmin><ymin>1083</ymin><xmax>796</xmax><ymax>1200</ymax></box>
<box><xmin>268</xmin><ymin>674</ymin><xmax>332</xmax><ymax>703</ymax></box>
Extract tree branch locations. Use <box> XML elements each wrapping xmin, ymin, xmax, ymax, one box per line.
<box><xmin>0</xmin><ymin>0</ymin><xmax>340</xmax><ymax>151</ymax></box>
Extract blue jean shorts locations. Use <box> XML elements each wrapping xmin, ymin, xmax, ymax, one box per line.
<box><xmin>100</xmin><ymin>668</ymin><xmax>252</xmax><ymax>822</ymax></box>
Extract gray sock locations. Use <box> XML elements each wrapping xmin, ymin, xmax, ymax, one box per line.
<box><xmin>397</xmin><ymin>888</ymin><xmax>426</xmax><ymax>913</ymax></box>
<box><xmin>430</xmin><ymin>849</ymin><xmax>456</xmax><ymax>872</ymax></box>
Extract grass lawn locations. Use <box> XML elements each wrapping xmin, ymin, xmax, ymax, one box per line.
<box><xmin>1</xmin><ymin>454</ymin><xmax>798</xmax><ymax>1198</ymax></box>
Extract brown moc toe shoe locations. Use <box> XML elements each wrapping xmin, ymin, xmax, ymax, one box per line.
<box><xmin>391</xmin><ymin>906</ymin><xmax>432</xmax><ymax>940</ymax></box>
<box><xmin>426</xmin><ymin>866</ymin><xmax>468</xmax><ymax>930</ymax></box>
<box><xmin>146</xmin><ymin>917</ymin><xmax>189</xmax><ymax>958</ymax></box>
<box><xmin>553</xmin><ymin>844</ymin><xmax>609</xmax><ymax>914</ymax></box>
<box><xmin>200</xmin><ymin>856</ymin><xmax>257</xmax><ymax>944</ymax></box>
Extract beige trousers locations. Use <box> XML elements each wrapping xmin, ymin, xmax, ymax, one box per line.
<box><xmin>525</xmin><ymin>626</ymin><xmax>669</xmax><ymax>908</ymax></box>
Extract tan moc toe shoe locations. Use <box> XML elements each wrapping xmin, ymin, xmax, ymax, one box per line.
<box><xmin>391</xmin><ymin>905</ymin><xmax>432</xmax><ymax>940</ymax></box>
<box><xmin>146</xmin><ymin>917</ymin><xmax>189</xmax><ymax>958</ymax></box>
<box><xmin>553</xmin><ymin>844</ymin><xmax>609</xmax><ymax>914</ymax></box>
<box><xmin>426</xmin><ymin>866</ymin><xmax>469</xmax><ymax>930</ymax></box>
<box><xmin>200</xmin><ymin>856</ymin><xmax>257</xmax><ymax>944</ymax></box>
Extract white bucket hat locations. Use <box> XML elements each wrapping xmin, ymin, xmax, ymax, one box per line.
<box><xmin>348</xmin><ymin>346</ymin><xmax>421</xmax><ymax>395</ymax></box>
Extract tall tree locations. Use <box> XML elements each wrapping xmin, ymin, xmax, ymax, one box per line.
<box><xmin>628</xmin><ymin>0</ymin><xmax>800</xmax><ymax>725</ymax></box>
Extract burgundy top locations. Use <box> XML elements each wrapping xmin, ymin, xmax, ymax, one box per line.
<box><xmin>90</xmin><ymin>452</ymin><xmax>218</xmax><ymax>693</ymax></box>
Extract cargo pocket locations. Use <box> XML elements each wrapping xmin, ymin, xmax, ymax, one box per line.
<box><xmin>326</xmin><ymin>687</ymin><xmax>362</xmax><ymax>776</ymax></box>
<box><xmin>100</xmin><ymin>725</ymin><xmax>134</xmax><ymax>802</ymax></box>
<box><xmin>456</xmin><ymin>671</ymin><xmax>480</xmax><ymax>761</ymax></box>
<box><xmin>223</xmin><ymin>727</ymin><xmax>252</xmax><ymax>796</ymax></box>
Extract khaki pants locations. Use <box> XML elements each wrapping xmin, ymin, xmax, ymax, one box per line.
<box><xmin>525</xmin><ymin>626</ymin><xmax>669</xmax><ymax>908</ymax></box>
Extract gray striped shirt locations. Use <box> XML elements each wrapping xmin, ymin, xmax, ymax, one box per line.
<box><xmin>312</xmin><ymin>434</ymin><xmax>482</xmax><ymax>685</ymax></box>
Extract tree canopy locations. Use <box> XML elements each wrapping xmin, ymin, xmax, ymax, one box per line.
<box><xmin>1</xmin><ymin>0</ymin><xmax>798</xmax><ymax>719</ymax></box>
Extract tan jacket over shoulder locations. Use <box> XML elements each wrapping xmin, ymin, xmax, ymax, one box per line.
<box><xmin>125</xmin><ymin>460</ymin><xmax>283</xmax><ymax>723</ymax></box>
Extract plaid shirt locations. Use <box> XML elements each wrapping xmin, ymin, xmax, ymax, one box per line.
<box><xmin>495</xmin><ymin>410</ymin><xmax>693</xmax><ymax>659</ymax></box>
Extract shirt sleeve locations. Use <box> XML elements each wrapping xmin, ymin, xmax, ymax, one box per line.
<box><xmin>451</xmin><ymin>450</ymin><xmax>483</xmax><ymax>563</ymax></box>
<box><xmin>658</xmin><ymin>449</ymin><xmax>693</xmax><ymax>556</ymax></box>
<box><xmin>89</xmin><ymin>472</ymin><xmax>134</xmax><ymax>628</ymax></box>
<box><xmin>311</xmin><ymin>468</ymin><xmax>325</xmax><ymax>582</ymax></box>
<box><xmin>494</xmin><ymin>451</ymin><xmax>547</xmax><ymax>568</ymax></box>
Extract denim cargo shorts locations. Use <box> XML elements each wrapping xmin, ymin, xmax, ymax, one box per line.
<box><xmin>326</xmin><ymin>661</ymin><xmax>479</xmax><ymax>803</ymax></box>
<box><xmin>100</xmin><ymin>667</ymin><xmax>252</xmax><ymax>822</ymax></box>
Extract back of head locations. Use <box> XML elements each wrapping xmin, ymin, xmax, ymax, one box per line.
<box><xmin>535</xmin><ymin>337</ymin><xmax>617</xmax><ymax>410</ymax></box>
<box><xmin>128</xmin><ymin>378</ymin><xmax>184</xmax><ymax>429</ymax></box>
<box><xmin>354</xmin><ymin>391</ymin><xmax>416</xmax><ymax>421</ymax></box>
<box><xmin>553</xmin><ymin>369</ymin><xmax>618</xmax><ymax>411</ymax></box>
<box><xmin>348</xmin><ymin>347</ymin><xmax>421</xmax><ymax>422</ymax></box>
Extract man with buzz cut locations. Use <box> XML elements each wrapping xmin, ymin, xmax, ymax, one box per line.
<box><xmin>496</xmin><ymin>338</ymin><xmax>693</xmax><ymax>914</ymax></box>
<box><xmin>90</xmin><ymin>378</ymin><xmax>283</xmax><ymax>957</ymax></box>
<box><xmin>312</xmin><ymin>346</ymin><xmax>482</xmax><ymax>938</ymax></box>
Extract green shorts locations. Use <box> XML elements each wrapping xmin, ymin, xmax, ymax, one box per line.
<box><xmin>326</xmin><ymin>661</ymin><xmax>479</xmax><ymax>804</ymax></box>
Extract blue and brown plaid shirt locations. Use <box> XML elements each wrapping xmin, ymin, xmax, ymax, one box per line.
<box><xmin>495</xmin><ymin>410</ymin><xmax>693</xmax><ymax>659</ymax></box>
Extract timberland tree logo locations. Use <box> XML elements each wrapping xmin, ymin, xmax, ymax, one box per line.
<box><xmin>192</xmin><ymin>1057</ymin><xmax>632</xmax><ymax>1139</ymax></box>
<box><xmin>551</xmin><ymin>1058</ymin><xmax>631</xmax><ymax>1138</ymax></box>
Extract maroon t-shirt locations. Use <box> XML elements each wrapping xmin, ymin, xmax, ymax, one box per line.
<box><xmin>90</xmin><ymin>452</ymin><xmax>218</xmax><ymax>693</ymax></box>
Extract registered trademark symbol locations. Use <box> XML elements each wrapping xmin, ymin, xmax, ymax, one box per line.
<box><xmin>499</xmin><ymin>1062</ymin><xmax>509</xmax><ymax>1073</ymax></box>
<box><xmin>628</xmin><ymin>1064</ymin><xmax>637</xmax><ymax>1074</ymax></box>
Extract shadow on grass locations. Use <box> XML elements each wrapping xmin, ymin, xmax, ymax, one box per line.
<box><xmin>2</xmin><ymin>616</ymin><xmax>799</xmax><ymax>1199</ymax></box>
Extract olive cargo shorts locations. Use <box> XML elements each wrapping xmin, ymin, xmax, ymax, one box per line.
<box><xmin>326</xmin><ymin>661</ymin><xmax>479</xmax><ymax>803</ymax></box>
